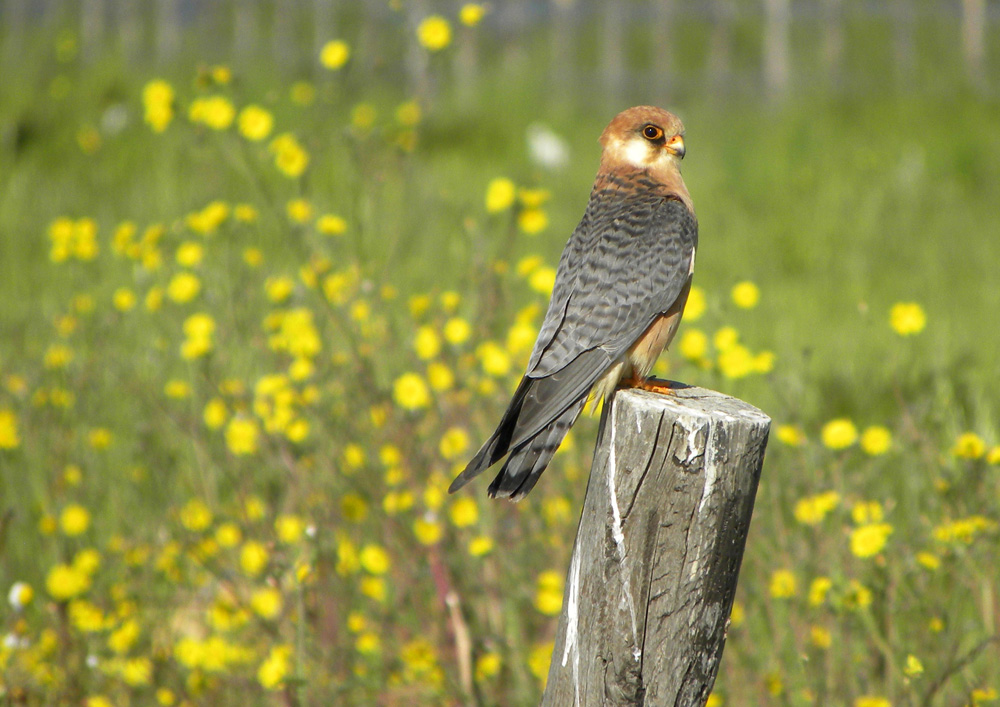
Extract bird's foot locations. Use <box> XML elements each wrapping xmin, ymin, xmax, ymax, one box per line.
<box><xmin>620</xmin><ymin>376</ymin><xmax>676</xmax><ymax>395</ymax></box>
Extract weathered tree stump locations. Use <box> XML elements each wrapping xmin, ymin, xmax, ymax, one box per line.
<box><xmin>541</xmin><ymin>386</ymin><xmax>770</xmax><ymax>707</ymax></box>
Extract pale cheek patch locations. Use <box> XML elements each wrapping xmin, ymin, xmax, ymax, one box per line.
<box><xmin>622</xmin><ymin>139</ymin><xmax>651</xmax><ymax>169</ymax></box>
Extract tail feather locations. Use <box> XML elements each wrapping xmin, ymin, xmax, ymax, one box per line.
<box><xmin>447</xmin><ymin>377</ymin><xmax>531</xmax><ymax>494</ymax></box>
<box><xmin>487</xmin><ymin>397</ymin><xmax>586</xmax><ymax>501</ymax></box>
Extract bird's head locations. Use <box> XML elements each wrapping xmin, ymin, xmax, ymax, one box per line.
<box><xmin>599</xmin><ymin>106</ymin><xmax>686</xmax><ymax>175</ymax></box>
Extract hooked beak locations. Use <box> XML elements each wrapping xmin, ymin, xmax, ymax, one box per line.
<box><xmin>666</xmin><ymin>134</ymin><xmax>686</xmax><ymax>159</ymax></box>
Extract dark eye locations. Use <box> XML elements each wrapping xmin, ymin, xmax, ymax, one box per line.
<box><xmin>642</xmin><ymin>124</ymin><xmax>663</xmax><ymax>141</ymax></box>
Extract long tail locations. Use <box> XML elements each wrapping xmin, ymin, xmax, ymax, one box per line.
<box><xmin>486</xmin><ymin>397</ymin><xmax>586</xmax><ymax>501</ymax></box>
<box><xmin>447</xmin><ymin>377</ymin><xmax>533</xmax><ymax>495</ymax></box>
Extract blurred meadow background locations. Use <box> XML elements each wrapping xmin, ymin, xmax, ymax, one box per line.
<box><xmin>1</xmin><ymin>0</ymin><xmax>1000</xmax><ymax>705</ymax></box>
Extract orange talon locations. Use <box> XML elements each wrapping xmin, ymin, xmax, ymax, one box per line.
<box><xmin>620</xmin><ymin>376</ymin><xmax>676</xmax><ymax>395</ymax></box>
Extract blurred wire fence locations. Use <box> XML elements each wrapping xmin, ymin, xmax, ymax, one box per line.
<box><xmin>1</xmin><ymin>0</ymin><xmax>995</xmax><ymax>101</ymax></box>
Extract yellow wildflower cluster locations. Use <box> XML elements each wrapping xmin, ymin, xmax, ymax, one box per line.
<box><xmin>188</xmin><ymin>94</ymin><xmax>236</xmax><ymax>130</ymax></box>
<box><xmin>48</xmin><ymin>217</ymin><xmax>99</xmax><ymax>262</ymax></box>
<box><xmin>142</xmin><ymin>79</ymin><xmax>174</xmax><ymax>132</ymax></box>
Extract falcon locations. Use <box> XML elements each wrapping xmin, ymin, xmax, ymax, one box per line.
<box><xmin>449</xmin><ymin>106</ymin><xmax>697</xmax><ymax>501</ymax></box>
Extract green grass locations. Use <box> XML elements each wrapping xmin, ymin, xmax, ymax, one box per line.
<box><xmin>1</xmin><ymin>15</ymin><xmax>999</xmax><ymax>707</ymax></box>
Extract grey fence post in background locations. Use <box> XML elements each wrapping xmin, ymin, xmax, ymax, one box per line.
<box><xmin>541</xmin><ymin>386</ymin><xmax>770</xmax><ymax>707</ymax></box>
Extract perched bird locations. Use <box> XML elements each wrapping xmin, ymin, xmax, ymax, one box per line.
<box><xmin>449</xmin><ymin>106</ymin><xmax>697</xmax><ymax>501</ymax></box>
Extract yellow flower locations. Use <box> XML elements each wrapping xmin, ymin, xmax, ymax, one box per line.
<box><xmin>854</xmin><ymin>697</ymin><xmax>891</xmax><ymax>707</ymax></box>
<box><xmin>860</xmin><ymin>425</ymin><xmax>892</xmax><ymax>455</ymax></box>
<box><xmin>225</xmin><ymin>417</ymin><xmax>259</xmax><ymax>455</ymax></box>
<box><xmin>351</xmin><ymin>103</ymin><xmax>377</xmax><ymax>133</ymax></box>
<box><xmin>269</xmin><ymin>133</ymin><xmax>309</xmax><ymax>178</ymax></box>
<box><xmin>427</xmin><ymin>362</ymin><xmax>455</xmax><ymax>391</ymax></box>
<box><xmin>121</xmin><ymin>656</ymin><xmax>153</xmax><ymax>686</ymax></box>
<box><xmin>889</xmin><ymin>302</ymin><xmax>926</xmax><ymax>336</ymax></box>
<box><xmin>851</xmin><ymin>500</ymin><xmax>884</xmax><ymax>524</ymax></box>
<box><xmin>361</xmin><ymin>576</ymin><xmax>387</xmax><ymax>602</ymax></box>
<box><xmin>808</xmin><ymin>576</ymin><xmax>832</xmax><ymax>606</ymax></box>
<box><xmin>731</xmin><ymin>281</ymin><xmax>760</xmax><ymax>309</ymax></box>
<box><xmin>46</xmin><ymin>563</ymin><xmax>91</xmax><ymax>600</ymax></box>
<box><xmin>449</xmin><ymin>497</ymin><xmax>479</xmax><ymax>528</ymax></box>
<box><xmin>414</xmin><ymin>325</ymin><xmax>442</xmax><ymax>360</ymax></box>
<box><xmin>317</xmin><ymin>214</ymin><xmax>347</xmax><ymax>235</ymax></box>
<box><xmin>88</xmin><ymin>427</ymin><xmax>112</xmax><ymax>450</ymax></box>
<box><xmin>87</xmin><ymin>697</ymin><xmax>113</xmax><ymax>707</ymax></box>
<box><xmin>469</xmin><ymin>535</ymin><xmax>494</xmax><ymax>556</ymax></box>
<box><xmin>8</xmin><ymin>581</ymin><xmax>33</xmax><ymax>610</ymax></box>
<box><xmin>903</xmin><ymin>654</ymin><xmax>924</xmax><ymax>677</ymax></box>
<box><xmin>417</xmin><ymin>15</ymin><xmax>452</xmax><ymax>51</ymax></box>
<box><xmin>440</xmin><ymin>427</ymin><xmax>470</xmax><ymax>461</ymax></box>
<box><xmin>250</xmin><ymin>587</ymin><xmax>283</xmax><ymax>619</ymax></box>
<box><xmin>356</xmin><ymin>631</ymin><xmax>381</xmax><ymax>654</ymax></box>
<box><xmin>485</xmin><ymin>177</ymin><xmax>516</xmax><ymax>213</ymax></box>
<box><xmin>164</xmin><ymin>379</ymin><xmax>190</xmax><ymax>399</ymax></box>
<box><xmin>535</xmin><ymin>570</ymin><xmax>563</xmax><ymax>616</ymax></box>
<box><xmin>528</xmin><ymin>641</ymin><xmax>554</xmax><ymax>686</ymax></box>
<box><xmin>414</xmin><ymin>516</ymin><xmax>443</xmax><ymax>545</ymax></box>
<box><xmin>240</xmin><ymin>541</ymin><xmax>269</xmax><ymax>576</ymax></box>
<box><xmin>108</xmin><ymin>618</ymin><xmax>140</xmax><ymax>654</ymax></box>
<box><xmin>717</xmin><ymin>344</ymin><xmax>754</xmax><ymax>379</ymax></box>
<box><xmin>850</xmin><ymin>523</ymin><xmax>893</xmax><ymax>558</ymax></box>
<box><xmin>821</xmin><ymin>418</ymin><xmax>858</xmax><ymax>450</ymax></box>
<box><xmin>167</xmin><ymin>272</ymin><xmax>201</xmax><ymax>303</ymax></box>
<box><xmin>396</xmin><ymin>100</ymin><xmax>422</xmax><ymax>126</ymax></box>
<box><xmin>214</xmin><ymin>523</ymin><xmax>242</xmax><ymax>548</ymax></box>
<box><xmin>684</xmin><ymin>286</ymin><xmax>706</xmax><ymax>320</ymax></box>
<box><xmin>44</xmin><ymin>344</ymin><xmax>74</xmax><ymax>369</ymax></box>
<box><xmin>972</xmin><ymin>688</ymin><xmax>998</xmax><ymax>704</ymax></box>
<box><xmin>113</xmin><ymin>287</ymin><xmax>136</xmax><ymax>311</ymax></box>
<box><xmin>460</xmin><ymin>3</ymin><xmax>487</xmax><ymax>26</ymax></box>
<box><xmin>518</xmin><ymin>208</ymin><xmax>549</xmax><ymax>235</ymax></box>
<box><xmin>769</xmin><ymin>569</ymin><xmax>797</xmax><ymax>599</ymax></box>
<box><xmin>932</xmin><ymin>515</ymin><xmax>996</xmax><ymax>544</ymax></box>
<box><xmin>775</xmin><ymin>424</ymin><xmax>806</xmax><ymax>447</ymax></box>
<box><xmin>953</xmin><ymin>431</ymin><xmax>986</xmax><ymax>459</ymax></box>
<box><xmin>175</xmin><ymin>241</ymin><xmax>204</xmax><ymax>267</ymax></box>
<box><xmin>393</xmin><ymin>372</ymin><xmax>432</xmax><ymax>411</ymax></box>
<box><xmin>359</xmin><ymin>544</ymin><xmax>390</xmax><ymax>574</ymax></box>
<box><xmin>60</xmin><ymin>504</ymin><xmax>90</xmax><ymax>536</ymax></box>
<box><xmin>477</xmin><ymin>341</ymin><xmax>511</xmax><ymax>377</ymax></box>
<box><xmin>257</xmin><ymin>644</ymin><xmax>293</xmax><ymax>690</ymax></box>
<box><xmin>238</xmin><ymin>105</ymin><xmax>273</xmax><ymax>141</ymax></box>
<box><xmin>706</xmin><ymin>695</ymin><xmax>724</xmax><ymax>707</ymax></box>
<box><xmin>286</xmin><ymin>198</ymin><xmax>313</xmax><ymax>224</ymax></box>
<box><xmin>729</xmin><ymin>601</ymin><xmax>745</xmax><ymax>628</ymax></box>
<box><xmin>265</xmin><ymin>276</ymin><xmax>295</xmax><ymax>303</ymax></box>
<box><xmin>275</xmin><ymin>514</ymin><xmax>305</xmax><ymax>544</ymax></box>
<box><xmin>320</xmin><ymin>39</ymin><xmax>350</xmax><ymax>69</ymax></box>
<box><xmin>341</xmin><ymin>493</ymin><xmax>369</xmax><ymax>523</ymax></box>
<box><xmin>843</xmin><ymin>580</ymin><xmax>873</xmax><ymax>610</ymax></box>
<box><xmin>0</xmin><ymin>409</ymin><xmax>20</xmax><ymax>449</ymax></box>
<box><xmin>679</xmin><ymin>328</ymin><xmax>708</xmax><ymax>361</ymax></box>
<box><xmin>529</xmin><ymin>265</ymin><xmax>557</xmax><ymax>293</ymax></box>
<box><xmin>189</xmin><ymin>95</ymin><xmax>235</xmax><ymax>130</ymax></box>
<box><xmin>916</xmin><ymin>551</ymin><xmax>940</xmax><ymax>570</ymax></box>
<box><xmin>143</xmin><ymin>79</ymin><xmax>174</xmax><ymax>132</ymax></box>
<box><xmin>713</xmin><ymin>326</ymin><xmax>739</xmax><ymax>352</ymax></box>
<box><xmin>809</xmin><ymin>625</ymin><xmax>832</xmax><ymax>649</ymax></box>
<box><xmin>290</xmin><ymin>80</ymin><xmax>315</xmax><ymax>105</ymax></box>
<box><xmin>203</xmin><ymin>398</ymin><xmax>228</xmax><ymax>429</ymax></box>
<box><xmin>793</xmin><ymin>491</ymin><xmax>840</xmax><ymax>525</ymax></box>
<box><xmin>444</xmin><ymin>317</ymin><xmax>472</xmax><ymax>345</ymax></box>
<box><xmin>474</xmin><ymin>651</ymin><xmax>501</xmax><ymax>682</ymax></box>
<box><xmin>179</xmin><ymin>499</ymin><xmax>213</xmax><ymax>532</ymax></box>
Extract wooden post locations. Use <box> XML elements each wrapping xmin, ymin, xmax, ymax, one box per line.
<box><xmin>541</xmin><ymin>386</ymin><xmax>770</xmax><ymax>707</ymax></box>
